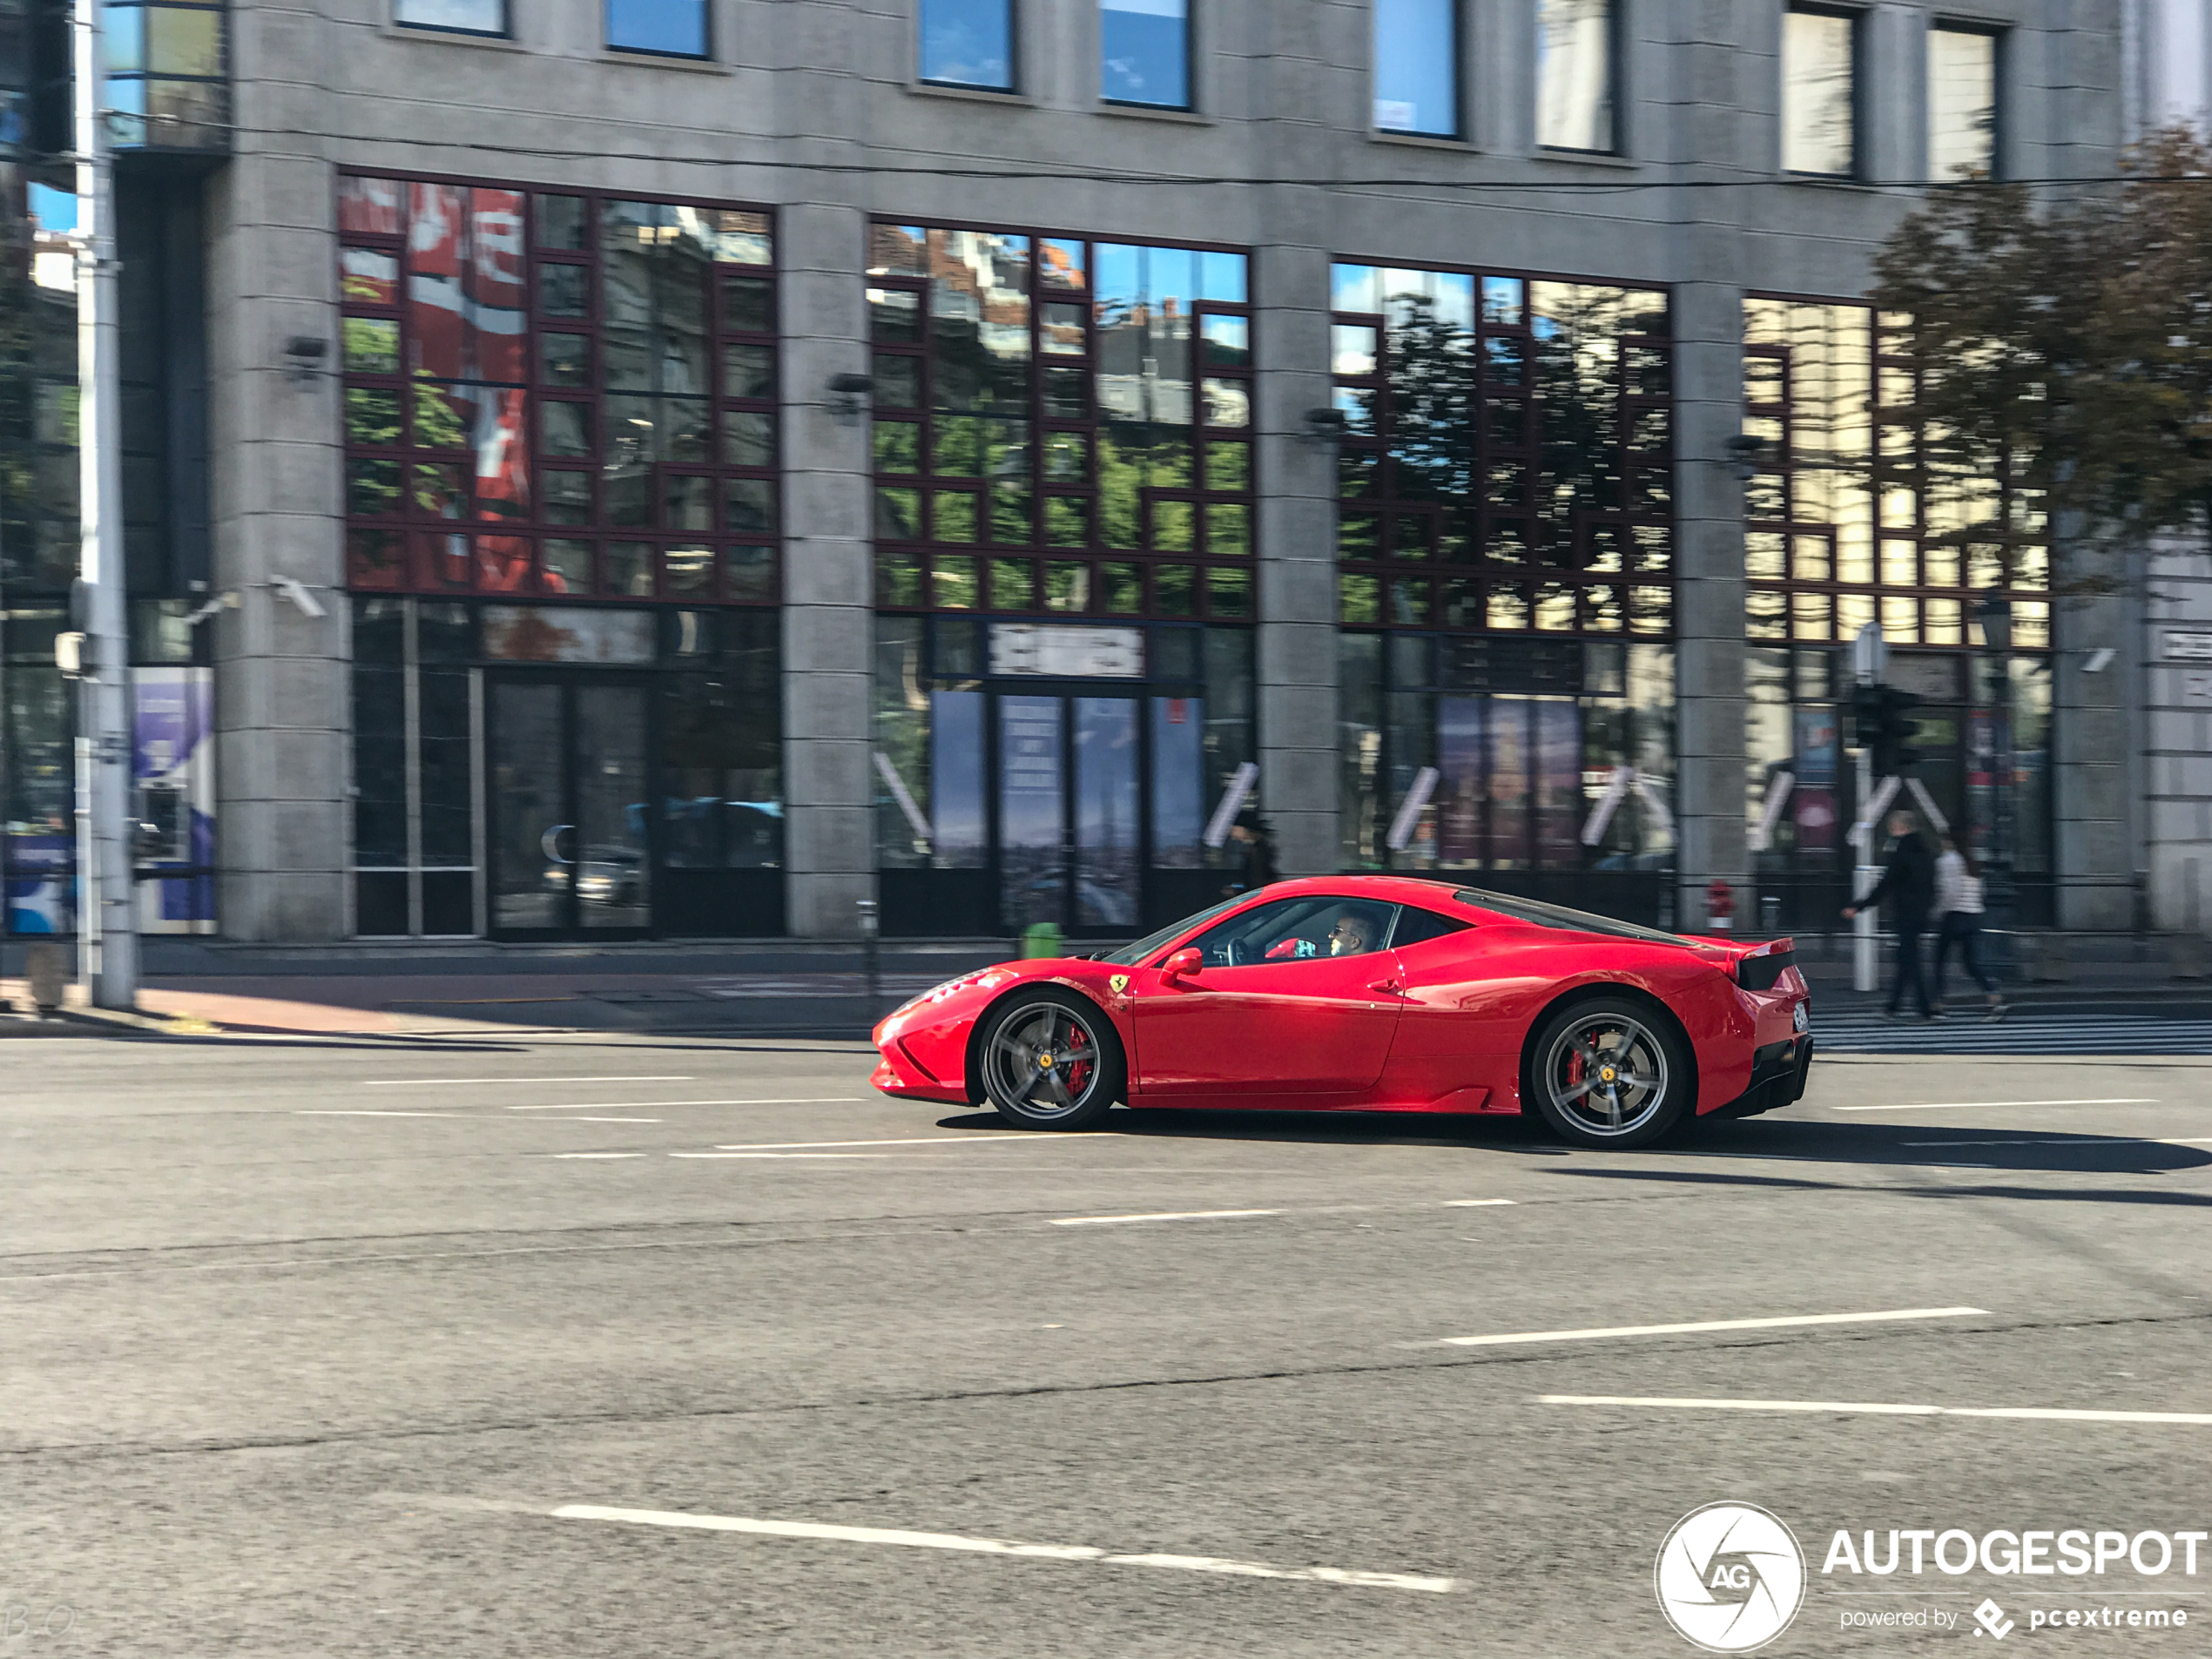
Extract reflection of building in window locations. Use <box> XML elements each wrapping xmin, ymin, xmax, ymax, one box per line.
<box><xmin>1535</xmin><ymin>0</ymin><xmax>1614</xmax><ymax>153</ymax></box>
<box><xmin>1928</xmin><ymin>25</ymin><xmax>1999</xmax><ymax>180</ymax></box>
<box><xmin>1331</xmin><ymin>260</ymin><xmax>1675</xmax><ymax>911</ymax></box>
<box><xmin>103</xmin><ymin>0</ymin><xmax>229</xmax><ymax>150</ymax></box>
<box><xmin>867</xmin><ymin>223</ymin><xmax>1253</xmax><ymax>622</ymax></box>
<box><xmin>1782</xmin><ymin>6</ymin><xmax>1856</xmax><ymax>177</ymax></box>
<box><xmin>1739</xmin><ymin>297</ymin><xmax>2053</xmax><ymax>926</ymax></box>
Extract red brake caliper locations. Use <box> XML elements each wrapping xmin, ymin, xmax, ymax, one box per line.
<box><xmin>1567</xmin><ymin>1046</ymin><xmax>1586</xmax><ymax>1093</ymax></box>
<box><xmin>1067</xmin><ymin>1025</ymin><xmax>1091</xmax><ymax>1092</ymax></box>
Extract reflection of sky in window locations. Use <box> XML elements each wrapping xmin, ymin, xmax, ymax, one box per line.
<box><xmin>921</xmin><ymin>0</ymin><xmax>1012</xmax><ymax>88</ymax></box>
<box><xmin>29</xmin><ymin>183</ymin><xmax>77</xmax><ymax>233</ymax></box>
<box><xmin>1372</xmin><ymin>0</ymin><xmax>1457</xmax><ymax>136</ymax></box>
<box><xmin>1100</xmin><ymin>0</ymin><xmax>1189</xmax><ymax>107</ymax></box>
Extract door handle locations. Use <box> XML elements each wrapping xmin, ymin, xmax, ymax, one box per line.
<box><xmin>1368</xmin><ymin>976</ymin><xmax>1403</xmax><ymax>995</ymax></box>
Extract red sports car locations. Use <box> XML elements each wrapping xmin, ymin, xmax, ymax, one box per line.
<box><xmin>869</xmin><ymin>876</ymin><xmax>1812</xmax><ymax>1148</ymax></box>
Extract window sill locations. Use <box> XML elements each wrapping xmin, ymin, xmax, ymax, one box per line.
<box><xmin>1532</xmin><ymin>147</ymin><xmax>1638</xmax><ymax>170</ymax></box>
<box><xmin>598</xmin><ymin>45</ymin><xmax>730</xmax><ymax>73</ymax></box>
<box><xmin>1095</xmin><ymin>100</ymin><xmax>1212</xmax><ymax>127</ymax></box>
<box><xmin>381</xmin><ymin>19</ymin><xmax>527</xmax><ymax>51</ymax></box>
<box><xmin>907</xmin><ymin>78</ymin><xmax>1035</xmax><ymax>107</ymax></box>
<box><xmin>1369</xmin><ymin>129</ymin><xmax>1477</xmax><ymax>152</ymax></box>
<box><xmin>1780</xmin><ymin>170</ymin><xmax>1868</xmax><ymax>185</ymax></box>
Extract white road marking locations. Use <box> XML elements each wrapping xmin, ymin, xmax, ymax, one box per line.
<box><xmin>1904</xmin><ymin>1136</ymin><xmax>2212</xmax><ymax>1148</ymax></box>
<box><xmin>1049</xmin><ymin>1209</ymin><xmax>1282</xmax><ymax>1227</ymax></box>
<box><xmin>710</xmin><ymin>1135</ymin><xmax>1049</xmax><ymax>1151</ymax></box>
<box><xmin>1443</xmin><ymin>1305</ymin><xmax>1986</xmax><ymax>1348</ymax></box>
<box><xmin>1442</xmin><ymin>1198</ymin><xmax>1517</xmax><ymax>1208</ymax></box>
<box><xmin>365</xmin><ymin>1076</ymin><xmax>694</xmax><ymax>1087</ymax></box>
<box><xmin>1538</xmin><ymin>1395</ymin><xmax>2212</xmax><ymax>1426</ymax></box>
<box><xmin>571</xmin><ymin>1117</ymin><xmax>660</xmax><ymax>1123</ymax></box>
<box><xmin>1831</xmin><ymin>1098</ymin><xmax>2157</xmax><ymax>1113</ymax></box>
<box><xmin>670</xmin><ymin>1152</ymin><xmax>882</xmax><ymax>1159</ymax></box>
<box><xmin>297</xmin><ymin>1109</ymin><xmax>466</xmax><ymax>1118</ymax></box>
<box><xmin>551</xmin><ymin>1152</ymin><xmax>648</xmax><ymax>1160</ymax></box>
<box><xmin>506</xmin><ymin>1097</ymin><xmax>868</xmax><ymax>1111</ymax></box>
<box><xmin>550</xmin><ymin>1504</ymin><xmax>1459</xmax><ymax>1593</ymax></box>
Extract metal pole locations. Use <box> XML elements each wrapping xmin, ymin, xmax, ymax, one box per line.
<box><xmin>857</xmin><ymin>896</ymin><xmax>880</xmax><ymax>1023</ymax></box>
<box><xmin>71</xmin><ymin>0</ymin><xmax>136</xmax><ymax>1008</ymax></box>
<box><xmin>1853</xmin><ymin>747</ymin><xmax>1878</xmax><ymax>993</ymax></box>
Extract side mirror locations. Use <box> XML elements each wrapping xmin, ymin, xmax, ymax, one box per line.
<box><xmin>1160</xmin><ymin>947</ymin><xmax>1202</xmax><ymax>984</ymax></box>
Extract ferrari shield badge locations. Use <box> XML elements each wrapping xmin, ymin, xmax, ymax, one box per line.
<box><xmin>1109</xmin><ymin>974</ymin><xmax>1130</xmax><ymax>995</ymax></box>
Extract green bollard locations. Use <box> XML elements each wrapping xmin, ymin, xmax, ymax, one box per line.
<box><xmin>1021</xmin><ymin>921</ymin><xmax>1063</xmax><ymax>959</ymax></box>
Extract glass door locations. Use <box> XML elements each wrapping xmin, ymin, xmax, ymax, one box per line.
<box><xmin>489</xmin><ymin>675</ymin><xmax>652</xmax><ymax>938</ymax></box>
<box><xmin>995</xmin><ymin>691</ymin><xmax>1146</xmax><ymax>937</ymax></box>
<box><xmin>1072</xmin><ymin>696</ymin><xmax>1140</xmax><ymax>929</ymax></box>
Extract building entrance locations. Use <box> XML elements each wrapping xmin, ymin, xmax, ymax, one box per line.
<box><xmin>487</xmin><ymin>674</ymin><xmax>652</xmax><ymax>938</ymax></box>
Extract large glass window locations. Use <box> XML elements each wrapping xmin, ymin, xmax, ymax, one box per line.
<box><xmin>339</xmin><ymin>176</ymin><xmax>778</xmax><ymax>606</ymax></box>
<box><xmin>868</xmin><ymin>223</ymin><xmax>1251</xmax><ymax>622</ymax></box>
<box><xmin>1535</xmin><ymin>0</ymin><xmax>1614</xmax><ymax>153</ymax></box>
<box><xmin>1329</xmin><ymin>261</ymin><xmax>1672</xmax><ymax>638</ymax></box>
<box><xmin>1100</xmin><ymin>0</ymin><xmax>1190</xmax><ymax>108</ymax></box>
<box><xmin>921</xmin><ymin>0</ymin><xmax>1014</xmax><ymax>89</ymax></box>
<box><xmin>1783</xmin><ymin>6</ymin><xmax>1858</xmax><ymax>177</ymax></box>
<box><xmin>101</xmin><ymin>0</ymin><xmax>229</xmax><ymax>149</ymax></box>
<box><xmin>1374</xmin><ymin>0</ymin><xmax>1458</xmax><ymax>138</ymax></box>
<box><xmin>1928</xmin><ymin>24</ymin><xmax>1998</xmax><ymax>179</ymax></box>
<box><xmin>392</xmin><ymin>0</ymin><xmax>507</xmax><ymax>35</ymax></box>
<box><xmin>608</xmin><ymin>0</ymin><xmax>709</xmax><ymax>56</ymax></box>
<box><xmin>1741</xmin><ymin>298</ymin><xmax>2053</xmax><ymax>924</ymax></box>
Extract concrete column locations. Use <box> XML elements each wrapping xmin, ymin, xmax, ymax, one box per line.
<box><xmin>779</xmin><ymin>201</ymin><xmax>874</xmax><ymax>939</ymax></box>
<box><xmin>1251</xmin><ymin>234</ymin><xmax>1339</xmax><ymax>876</ymax></box>
<box><xmin>2144</xmin><ymin>540</ymin><xmax>2212</xmax><ymax>934</ymax></box>
<box><xmin>2054</xmin><ymin>579</ymin><xmax>2135</xmax><ymax>930</ymax></box>
<box><xmin>205</xmin><ymin>17</ymin><xmax>348</xmax><ymax>941</ymax></box>
<box><xmin>1669</xmin><ymin>277</ymin><xmax>1750</xmax><ymax>931</ymax></box>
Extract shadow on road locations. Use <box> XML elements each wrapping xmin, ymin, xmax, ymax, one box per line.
<box><xmin>930</xmin><ymin>1105</ymin><xmax>2212</xmax><ymax>1184</ymax></box>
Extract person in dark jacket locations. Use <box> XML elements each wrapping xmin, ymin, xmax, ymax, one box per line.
<box><xmin>1843</xmin><ymin>810</ymin><xmax>1939</xmax><ymax>1019</ymax></box>
<box><xmin>1224</xmin><ymin>809</ymin><xmax>1280</xmax><ymax>898</ymax></box>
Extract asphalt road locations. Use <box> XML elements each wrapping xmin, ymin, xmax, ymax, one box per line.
<box><xmin>5</xmin><ymin>1032</ymin><xmax>2210</xmax><ymax>1656</ymax></box>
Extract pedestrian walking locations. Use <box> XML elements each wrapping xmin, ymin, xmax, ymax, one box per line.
<box><xmin>1224</xmin><ymin>809</ymin><xmax>1279</xmax><ymax>898</ymax></box>
<box><xmin>1841</xmin><ymin>810</ymin><xmax>1938</xmax><ymax>1020</ymax></box>
<box><xmin>1932</xmin><ymin>834</ymin><xmax>2005</xmax><ymax>1022</ymax></box>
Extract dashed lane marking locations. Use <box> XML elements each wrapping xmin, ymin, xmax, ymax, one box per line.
<box><xmin>1049</xmin><ymin>1209</ymin><xmax>1282</xmax><ymax>1227</ymax></box>
<box><xmin>1831</xmin><ymin>1098</ymin><xmax>2158</xmax><ymax>1113</ymax></box>
<box><xmin>550</xmin><ymin>1504</ymin><xmax>1460</xmax><ymax>1593</ymax></box>
<box><xmin>709</xmin><ymin>1135</ymin><xmax>1058</xmax><ymax>1151</ymax></box>
<box><xmin>1440</xmin><ymin>1306</ymin><xmax>1986</xmax><ymax>1348</ymax></box>
<box><xmin>364</xmin><ymin>1076</ymin><xmax>695</xmax><ymax>1087</ymax></box>
<box><xmin>505</xmin><ymin>1097</ymin><xmax>869</xmax><ymax>1111</ymax></box>
<box><xmin>1537</xmin><ymin>1395</ymin><xmax>2212</xmax><ymax>1426</ymax></box>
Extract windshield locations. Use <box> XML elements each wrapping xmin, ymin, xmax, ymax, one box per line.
<box><xmin>1452</xmin><ymin>888</ymin><xmax>1690</xmax><ymax>948</ymax></box>
<box><xmin>1096</xmin><ymin>894</ymin><xmax>1249</xmax><ymax>966</ymax></box>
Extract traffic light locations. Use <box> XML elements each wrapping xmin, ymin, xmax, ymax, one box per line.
<box><xmin>1850</xmin><ymin>684</ymin><xmax>1924</xmax><ymax>777</ymax></box>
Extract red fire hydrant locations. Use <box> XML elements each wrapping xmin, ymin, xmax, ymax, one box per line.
<box><xmin>1706</xmin><ymin>879</ymin><xmax>1736</xmax><ymax>933</ymax></box>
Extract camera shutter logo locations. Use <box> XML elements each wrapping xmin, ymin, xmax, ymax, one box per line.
<box><xmin>1654</xmin><ymin>1502</ymin><xmax>1807</xmax><ymax>1652</ymax></box>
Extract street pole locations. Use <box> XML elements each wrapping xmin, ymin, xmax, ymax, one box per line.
<box><xmin>1980</xmin><ymin>597</ymin><xmax>2016</xmax><ymax>983</ymax></box>
<box><xmin>1852</xmin><ymin>747</ymin><xmax>1877</xmax><ymax>992</ymax></box>
<box><xmin>71</xmin><ymin>0</ymin><xmax>137</xmax><ymax>1009</ymax></box>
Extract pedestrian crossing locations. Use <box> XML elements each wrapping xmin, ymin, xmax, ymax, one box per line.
<box><xmin>1813</xmin><ymin>1011</ymin><xmax>2212</xmax><ymax>1055</ymax></box>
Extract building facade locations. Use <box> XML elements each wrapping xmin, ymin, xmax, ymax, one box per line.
<box><xmin>0</xmin><ymin>0</ymin><xmax>2184</xmax><ymax>946</ymax></box>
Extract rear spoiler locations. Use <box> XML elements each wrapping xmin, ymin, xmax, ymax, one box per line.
<box><xmin>1722</xmin><ymin>936</ymin><xmax>1797</xmax><ymax>993</ymax></box>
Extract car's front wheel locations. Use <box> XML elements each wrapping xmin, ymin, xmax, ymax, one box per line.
<box><xmin>977</xmin><ymin>992</ymin><xmax>1123</xmax><ymax>1130</ymax></box>
<box><xmin>1527</xmin><ymin>996</ymin><xmax>1691</xmax><ymax>1149</ymax></box>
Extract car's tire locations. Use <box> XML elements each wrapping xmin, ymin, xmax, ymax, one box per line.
<box><xmin>1526</xmin><ymin>995</ymin><xmax>1692</xmax><ymax>1149</ymax></box>
<box><xmin>976</xmin><ymin>991</ymin><xmax>1124</xmax><ymax>1130</ymax></box>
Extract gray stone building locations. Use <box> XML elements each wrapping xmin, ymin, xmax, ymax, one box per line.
<box><xmin>0</xmin><ymin>0</ymin><xmax>2190</xmax><ymax>946</ymax></box>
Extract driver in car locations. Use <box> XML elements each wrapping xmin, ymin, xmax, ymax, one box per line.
<box><xmin>1264</xmin><ymin>907</ymin><xmax>1373</xmax><ymax>961</ymax></box>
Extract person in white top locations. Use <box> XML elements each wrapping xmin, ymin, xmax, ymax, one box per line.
<box><xmin>1932</xmin><ymin>835</ymin><xmax>2004</xmax><ymax>1021</ymax></box>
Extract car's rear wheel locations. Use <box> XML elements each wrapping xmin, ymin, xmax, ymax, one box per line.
<box><xmin>977</xmin><ymin>992</ymin><xmax>1123</xmax><ymax>1130</ymax></box>
<box><xmin>1527</xmin><ymin>997</ymin><xmax>1690</xmax><ymax>1149</ymax></box>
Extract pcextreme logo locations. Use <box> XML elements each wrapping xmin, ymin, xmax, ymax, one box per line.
<box><xmin>1655</xmin><ymin>1502</ymin><xmax>1809</xmax><ymax>1653</ymax></box>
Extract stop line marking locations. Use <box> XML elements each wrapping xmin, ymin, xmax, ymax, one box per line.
<box><xmin>1440</xmin><ymin>1306</ymin><xmax>1986</xmax><ymax>1348</ymax></box>
<box><xmin>1537</xmin><ymin>1395</ymin><xmax>2212</xmax><ymax>1426</ymax></box>
<box><xmin>550</xmin><ymin>1504</ymin><xmax>1459</xmax><ymax>1593</ymax></box>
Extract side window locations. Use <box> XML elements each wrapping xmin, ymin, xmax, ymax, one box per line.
<box><xmin>1189</xmin><ymin>896</ymin><xmax>1396</xmax><ymax>968</ymax></box>
<box><xmin>1390</xmin><ymin>906</ymin><xmax>1472</xmax><ymax>949</ymax></box>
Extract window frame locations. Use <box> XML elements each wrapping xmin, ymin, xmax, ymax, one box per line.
<box><xmin>390</xmin><ymin>0</ymin><xmax>511</xmax><ymax>41</ymax></box>
<box><xmin>337</xmin><ymin>169</ymin><xmax>782</xmax><ymax>608</ymax></box>
<box><xmin>917</xmin><ymin>0</ymin><xmax>1020</xmax><ymax>94</ymax></box>
<box><xmin>1372</xmin><ymin>0</ymin><xmax>1463</xmax><ymax>142</ymax></box>
<box><xmin>1097</xmin><ymin>0</ymin><xmax>1195</xmax><ymax>113</ymax></box>
<box><xmin>1925</xmin><ymin>18</ymin><xmax>2003</xmax><ymax>183</ymax></box>
<box><xmin>1780</xmin><ymin>3</ymin><xmax>1863</xmax><ymax>181</ymax></box>
<box><xmin>604</xmin><ymin>0</ymin><xmax>714</xmax><ymax>60</ymax></box>
<box><xmin>1533</xmin><ymin>0</ymin><xmax>1620</xmax><ymax>158</ymax></box>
